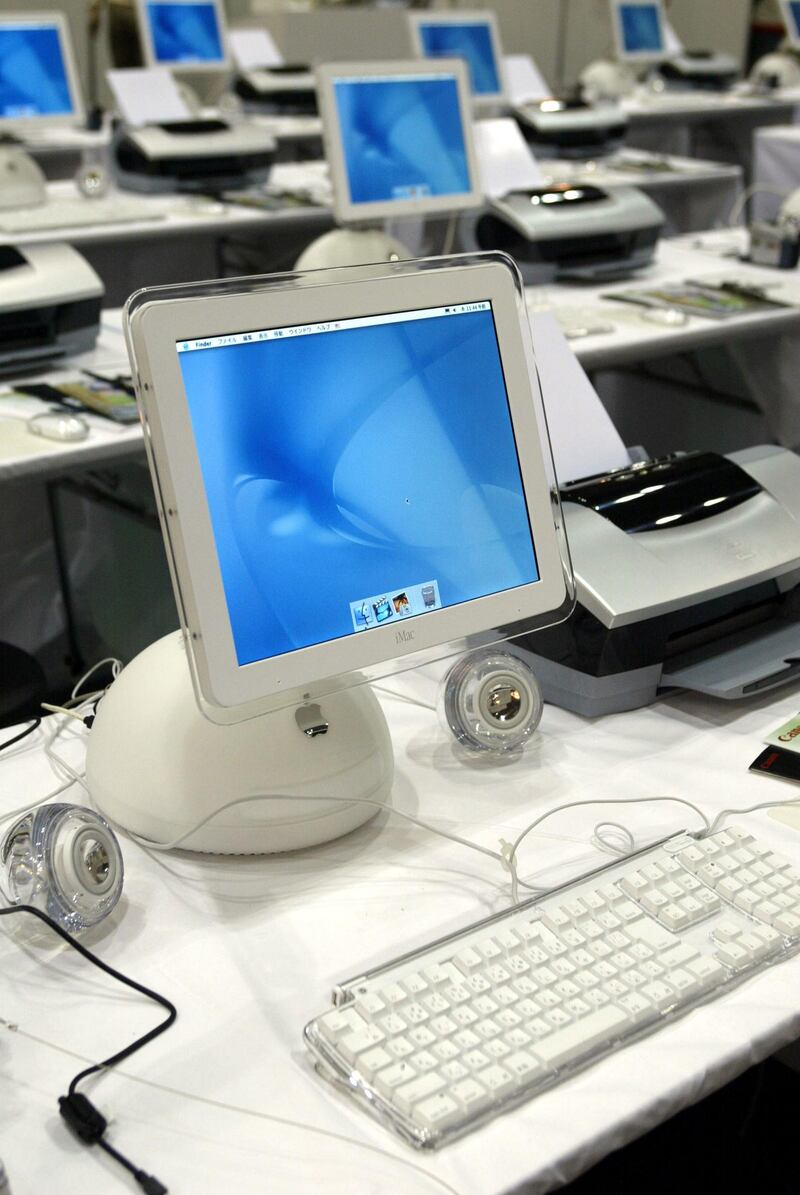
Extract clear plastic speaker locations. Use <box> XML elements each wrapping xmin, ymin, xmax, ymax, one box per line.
<box><xmin>0</xmin><ymin>804</ymin><xmax>123</xmax><ymax>931</ymax></box>
<box><xmin>440</xmin><ymin>648</ymin><xmax>544</xmax><ymax>753</ymax></box>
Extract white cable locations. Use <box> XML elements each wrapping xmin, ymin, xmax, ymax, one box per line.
<box><xmin>40</xmin><ymin>703</ymin><xmax>86</xmax><ymax>722</ymax></box>
<box><xmin>372</xmin><ymin>683</ymin><xmax>437</xmax><ymax>711</ymax></box>
<box><xmin>0</xmin><ymin>1022</ymin><xmax>464</xmax><ymax>1195</ymax></box>
<box><xmin>727</xmin><ymin>184</ymin><xmax>789</xmax><ymax>228</ymax></box>
<box><xmin>707</xmin><ymin>794</ymin><xmax>800</xmax><ymax>836</ymax></box>
<box><xmin>591</xmin><ymin>820</ymin><xmax>636</xmax><ymax>857</ymax></box>
<box><xmin>71</xmin><ymin>657</ymin><xmax>122</xmax><ymax>702</ymax></box>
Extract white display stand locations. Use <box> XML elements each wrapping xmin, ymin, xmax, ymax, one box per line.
<box><xmin>294</xmin><ymin>227</ymin><xmax>409</xmax><ymax>269</ymax></box>
<box><xmin>85</xmin><ymin>632</ymin><xmax>395</xmax><ymax>853</ymax></box>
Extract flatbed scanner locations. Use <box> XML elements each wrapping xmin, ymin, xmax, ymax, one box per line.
<box><xmin>235</xmin><ymin>65</ymin><xmax>318</xmax><ymax>114</ymax></box>
<box><xmin>475</xmin><ymin>183</ymin><xmax>664</xmax><ymax>282</ymax></box>
<box><xmin>514</xmin><ymin>98</ymin><xmax>628</xmax><ymax>158</ymax></box>
<box><xmin>0</xmin><ymin>242</ymin><xmax>102</xmax><ymax>373</ymax></box>
<box><xmin>515</xmin><ymin>446</ymin><xmax>800</xmax><ymax>715</ymax></box>
<box><xmin>113</xmin><ymin>119</ymin><xmax>277</xmax><ymax>194</ymax></box>
<box><xmin>660</xmin><ymin>51</ymin><xmax>739</xmax><ymax>91</ymax></box>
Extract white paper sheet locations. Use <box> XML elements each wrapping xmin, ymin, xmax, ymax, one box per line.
<box><xmin>473</xmin><ymin>117</ymin><xmax>544</xmax><ymax>199</ymax></box>
<box><xmin>106</xmin><ymin>67</ymin><xmax>192</xmax><ymax>126</ymax></box>
<box><xmin>530</xmin><ymin>311</ymin><xmax>630</xmax><ymax>484</ymax></box>
<box><xmin>504</xmin><ymin>54</ymin><xmax>552</xmax><ymax>103</ymax></box>
<box><xmin>229</xmin><ymin>27</ymin><xmax>284</xmax><ymax>70</ymax></box>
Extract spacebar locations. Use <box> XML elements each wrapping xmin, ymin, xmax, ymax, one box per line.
<box><xmin>531</xmin><ymin>1005</ymin><xmax>629</xmax><ymax>1070</ymax></box>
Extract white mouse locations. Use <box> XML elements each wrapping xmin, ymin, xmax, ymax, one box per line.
<box><xmin>639</xmin><ymin>306</ymin><xmax>688</xmax><ymax>327</ymax></box>
<box><xmin>27</xmin><ymin>411</ymin><xmax>90</xmax><ymax>442</ymax></box>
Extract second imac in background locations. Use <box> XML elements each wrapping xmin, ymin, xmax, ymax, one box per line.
<box><xmin>133</xmin><ymin>0</ymin><xmax>231</xmax><ymax>107</ymax></box>
<box><xmin>296</xmin><ymin>59</ymin><xmax>482</xmax><ymax>270</ymax></box>
<box><xmin>406</xmin><ymin>9</ymin><xmax>507</xmax><ymax>113</ymax></box>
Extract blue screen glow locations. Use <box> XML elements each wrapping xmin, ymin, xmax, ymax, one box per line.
<box><xmin>177</xmin><ymin>305</ymin><xmax>539</xmax><ymax>665</ymax></box>
<box><xmin>334</xmin><ymin>74</ymin><xmax>471</xmax><ymax>206</ymax></box>
<box><xmin>619</xmin><ymin>4</ymin><xmax>664</xmax><ymax>54</ymax></box>
<box><xmin>788</xmin><ymin>1</ymin><xmax>800</xmax><ymax>39</ymax></box>
<box><xmin>0</xmin><ymin>25</ymin><xmax>73</xmax><ymax>119</ymax></box>
<box><xmin>417</xmin><ymin>21</ymin><xmax>500</xmax><ymax>96</ymax></box>
<box><xmin>146</xmin><ymin>2</ymin><xmax>224</xmax><ymax>64</ymax></box>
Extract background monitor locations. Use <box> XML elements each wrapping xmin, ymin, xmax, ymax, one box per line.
<box><xmin>0</xmin><ymin>13</ymin><xmax>84</xmax><ymax>130</ymax></box>
<box><xmin>127</xmin><ymin>260</ymin><xmax>568</xmax><ymax>711</ymax></box>
<box><xmin>408</xmin><ymin>11</ymin><xmax>506</xmax><ymax>106</ymax></box>
<box><xmin>135</xmin><ymin>0</ymin><xmax>230</xmax><ymax>71</ymax></box>
<box><xmin>316</xmin><ymin>59</ymin><xmax>481</xmax><ymax>225</ymax></box>
<box><xmin>780</xmin><ymin>0</ymin><xmax>800</xmax><ymax>47</ymax></box>
<box><xmin>610</xmin><ymin>0</ymin><xmax>668</xmax><ymax>63</ymax></box>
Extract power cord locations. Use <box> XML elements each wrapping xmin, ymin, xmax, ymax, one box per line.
<box><xmin>0</xmin><ymin>903</ymin><xmax>176</xmax><ymax>1195</ymax></box>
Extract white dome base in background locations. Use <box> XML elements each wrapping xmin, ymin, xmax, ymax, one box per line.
<box><xmin>85</xmin><ymin>633</ymin><xmax>395</xmax><ymax>854</ymax></box>
<box><xmin>295</xmin><ymin>228</ymin><xmax>409</xmax><ymax>270</ymax></box>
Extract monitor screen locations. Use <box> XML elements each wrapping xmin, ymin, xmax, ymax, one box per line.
<box><xmin>616</xmin><ymin>2</ymin><xmax>665</xmax><ymax>57</ymax></box>
<box><xmin>332</xmin><ymin>70</ymin><xmax>472</xmax><ymax>209</ymax></box>
<box><xmin>175</xmin><ymin>301</ymin><xmax>540</xmax><ymax>668</ymax></box>
<box><xmin>144</xmin><ymin>1</ymin><xmax>225</xmax><ymax>65</ymax></box>
<box><xmin>0</xmin><ymin>22</ymin><xmax>76</xmax><ymax>121</ymax></box>
<box><xmin>415</xmin><ymin>19</ymin><xmax>501</xmax><ymax>97</ymax></box>
<box><xmin>784</xmin><ymin>0</ymin><xmax>800</xmax><ymax>42</ymax></box>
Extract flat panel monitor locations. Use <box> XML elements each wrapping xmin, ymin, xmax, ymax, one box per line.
<box><xmin>316</xmin><ymin>60</ymin><xmax>481</xmax><ymax>225</ymax></box>
<box><xmin>780</xmin><ymin>0</ymin><xmax>800</xmax><ymax>47</ymax></box>
<box><xmin>610</xmin><ymin>0</ymin><xmax>668</xmax><ymax>63</ymax></box>
<box><xmin>408</xmin><ymin>11</ymin><xmax>506</xmax><ymax>106</ymax></box>
<box><xmin>136</xmin><ymin>0</ymin><xmax>230</xmax><ymax>71</ymax></box>
<box><xmin>127</xmin><ymin>260</ymin><xmax>568</xmax><ymax>711</ymax></box>
<box><xmin>0</xmin><ymin>13</ymin><xmax>84</xmax><ymax>130</ymax></box>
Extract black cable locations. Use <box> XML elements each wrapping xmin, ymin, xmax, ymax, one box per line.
<box><xmin>0</xmin><ymin>718</ymin><xmax>41</xmax><ymax>754</ymax></box>
<box><xmin>0</xmin><ymin>903</ymin><xmax>175</xmax><ymax>1193</ymax></box>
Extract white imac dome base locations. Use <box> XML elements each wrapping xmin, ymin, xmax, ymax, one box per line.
<box><xmin>295</xmin><ymin>228</ymin><xmax>409</xmax><ymax>270</ymax></box>
<box><xmin>85</xmin><ymin>633</ymin><xmax>394</xmax><ymax>854</ymax></box>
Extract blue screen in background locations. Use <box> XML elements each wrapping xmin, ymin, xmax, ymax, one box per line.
<box><xmin>0</xmin><ymin>26</ymin><xmax>72</xmax><ymax>118</ymax></box>
<box><xmin>147</xmin><ymin>2</ymin><xmax>224</xmax><ymax>63</ymax></box>
<box><xmin>417</xmin><ymin>22</ymin><xmax>500</xmax><ymax>96</ymax></box>
<box><xmin>177</xmin><ymin>307</ymin><xmax>539</xmax><ymax>665</ymax></box>
<box><xmin>619</xmin><ymin>4</ymin><xmax>663</xmax><ymax>53</ymax></box>
<box><xmin>789</xmin><ymin>1</ymin><xmax>800</xmax><ymax>38</ymax></box>
<box><xmin>334</xmin><ymin>75</ymin><xmax>471</xmax><ymax>206</ymax></box>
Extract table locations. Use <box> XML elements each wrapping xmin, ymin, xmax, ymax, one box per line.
<box><xmin>538</xmin><ymin>151</ymin><xmax>742</xmax><ymax>235</ymax></box>
<box><xmin>621</xmin><ymin>89</ymin><xmax>797</xmax><ymax>179</ymax></box>
<box><xmin>9</xmin><ymin>182</ymin><xmax>331</xmax><ymax>307</ymax></box>
<box><xmin>2</xmin><ymin>665</ymin><xmax>800</xmax><ymax>1194</ymax></box>
<box><xmin>752</xmin><ymin>124</ymin><xmax>800</xmax><ymax>222</ymax></box>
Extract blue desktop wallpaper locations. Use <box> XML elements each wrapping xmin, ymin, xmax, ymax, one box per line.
<box><xmin>334</xmin><ymin>76</ymin><xmax>471</xmax><ymax>205</ymax></box>
<box><xmin>0</xmin><ymin>27</ymin><xmax>72</xmax><ymax>118</ymax></box>
<box><xmin>177</xmin><ymin>309</ymin><xmax>539</xmax><ymax>665</ymax></box>
<box><xmin>418</xmin><ymin>23</ymin><xmax>500</xmax><ymax>96</ymax></box>
<box><xmin>790</xmin><ymin>1</ymin><xmax>800</xmax><ymax>38</ymax></box>
<box><xmin>619</xmin><ymin>4</ymin><xmax>663</xmax><ymax>53</ymax></box>
<box><xmin>147</xmin><ymin>3</ymin><xmax>224</xmax><ymax>63</ymax></box>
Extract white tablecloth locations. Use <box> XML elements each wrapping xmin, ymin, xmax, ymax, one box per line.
<box><xmin>2</xmin><ymin>670</ymin><xmax>800</xmax><ymax>1194</ymax></box>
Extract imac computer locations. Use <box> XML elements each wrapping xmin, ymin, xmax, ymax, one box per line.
<box><xmin>298</xmin><ymin>59</ymin><xmax>481</xmax><ymax>268</ymax></box>
<box><xmin>407</xmin><ymin>11</ymin><xmax>506</xmax><ymax>109</ymax></box>
<box><xmin>0</xmin><ymin>13</ymin><xmax>85</xmax><ymax>133</ymax></box>
<box><xmin>133</xmin><ymin>0</ymin><xmax>230</xmax><ymax>103</ymax></box>
<box><xmin>610</xmin><ymin>0</ymin><xmax>669</xmax><ymax>65</ymax></box>
<box><xmin>86</xmin><ymin>256</ymin><xmax>571</xmax><ymax>853</ymax></box>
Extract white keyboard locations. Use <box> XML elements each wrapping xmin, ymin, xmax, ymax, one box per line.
<box><xmin>0</xmin><ymin>198</ymin><xmax>167</xmax><ymax>234</ymax></box>
<box><xmin>304</xmin><ymin>826</ymin><xmax>800</xmax><ymax>1148</ymax></box>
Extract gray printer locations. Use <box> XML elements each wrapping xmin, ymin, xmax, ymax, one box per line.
<box><xmin>475</xmin><ymin>183</ymin><xmax>664</xmax><ymax>282</ymax></box>
<box><xmin>660</xmin><ymin>51</ymin><xmax>739</xmax><ymax>91</ymax></box>
<box><xmin>235</xmin><ymin>65</ymin><xmax>318</xmax><ymax>113</ymax></box>
<box><xmin>0</xmin><ymin>242</ymin><xmax>102</xmax><ymax>373</ymax></box>
<box><xmin>113</xmin><ymin>119</ymin><xmax>277</xmax><ymax>194</ymax></box>
<box><xmin>516</xmin><ymin>446</ymin><xmax>800</xmax><ymax>716</ymax></box>
<box><xmin>514</xmin><ymin>99</ymin><xmax>628</xmax><ymax>159</ymax></box>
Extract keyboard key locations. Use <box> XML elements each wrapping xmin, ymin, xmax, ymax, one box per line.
<box><xmin>478</xmin><ymin>1064</ymin><xmax>517</xmax><ymax>1098</ymax></box>
<box><xmin>412</xmin><ymin>1092</ymin><xmax>461</xmax><ymax>1130</ymax></box>
<box><xmin>532</xmin><ymin>1005</ymin><xmax>628</xmax><ymax>1069</ymax></box>
<box><xmin>506</xmin><ymin>1051</ymin><xmax>545</xmax><ymax>1082</ymax></box>
<box><xmin>394</xmin><ymin>1072</ymin><xmax>445</xmax><ymax>1114</ymax></box>
<box><xmin>451</xmin><ymin>1077</ymin><xmax>490</xmax><ymax>1111</ymax></box>
<box><xmin>358</xmin><ymin>1046</ymin><xmax>393</xmax><ymax>1078</ymax></box>
<box><xmin>318</xmin><ymin>1008</ymin><xmax>366</xmax><ymax>1042</ymax></box>
<box><xmin>375</xmin><ymin>1060</ymin><xmax>417</xmax><ymax>1096</ymax></box>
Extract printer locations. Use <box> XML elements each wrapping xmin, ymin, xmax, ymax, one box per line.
<box><xmin>113</xmin><ymin>119</ymin><xmax>277</xmax><ymax>194</ymax></box>
<box><xmin>235</xmin><ymin>65</ymin><xmax>318</xmax><ymax>114</ymax></box>
<box><xmin>514</xmin><ymin>98</ymin><xmax>628</xmax><ymax>159</ymax></box>
<box><xmin>475</xmin><ymin>183</ymin><xmax>664</xmax><ymax>282</ymax></box>
<box><xmin>0</xmin><ymin>242</ymin><xmax>103</xmax><ymax>373</ymax></box>
<box><xmin>515</xmin><ymin>446</ymin><xmax>800</xmax><ymax>716</ymax></box>
<box><xmin>659</xmin><ymin>51</ymin><xmax>739</xmax><ymax>91</ymax></box>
